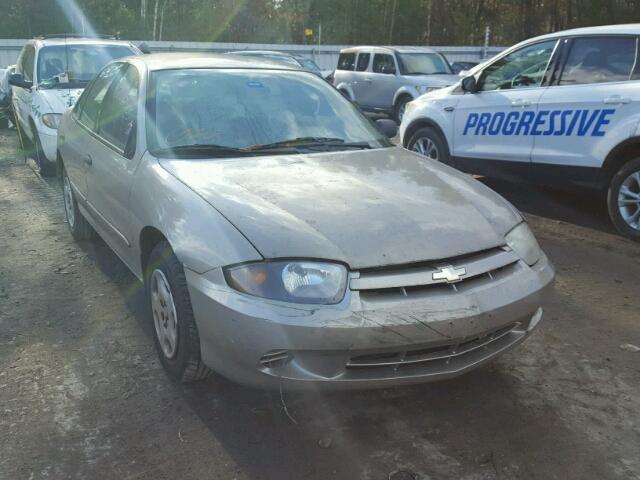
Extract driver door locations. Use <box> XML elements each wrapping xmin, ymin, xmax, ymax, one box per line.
<box><xmin>452</xmin><ymin>40</ymin><xmax>558</xmax><ymax>171</ymax></box>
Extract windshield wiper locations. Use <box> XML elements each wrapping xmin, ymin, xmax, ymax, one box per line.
<box><xmin>152</xmin><ymin>143</ymin><xmax>297</xmax><ymax>158</ymax></box>
<box><xmin>246</xmin><ymin>137</ymin><xmax>371</xmax><ymax>151</ymax></box>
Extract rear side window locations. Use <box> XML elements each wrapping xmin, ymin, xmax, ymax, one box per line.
<box><xmin>337</xmin><ymin>53</ymin><xmax>356</xmax><ymax>71</ymax></box>
<box><xmin>356</xmin><ymin>53</ymin><xmax>370</xmax><ymax>71</ymax></box>
<box><xmin>559</xmin><ymin>36</ymin><xmax>637</xmax><ymax>85</ymax></box>
<box><xmin>97</xmin><ymin>65</ymin><xmax>139</xmax><ymax>151</ymax></box>
<box><xmin>372</xmin><ymin>54</ymin><xmax>396</xmax><ymax>74</ymax></box>
<box><xmin>78</xmin><ymin>63</ymin><xmax>126</xmax><ymax>131</ymax></box>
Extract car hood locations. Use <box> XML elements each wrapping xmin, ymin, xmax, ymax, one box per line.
<box><xmin>159</xmin><ymin>147</ymin><xmax>521</xmax><ymax>269</ymax></box>
<box><xmin>37</xmin><ymin>88</ymin><xmax>83</xmax><ymax>114</ymax></box>
<box><xmin>407</xmin><ymin>74</ymin><xmax>460</xmax><ymax>86</ymax></box>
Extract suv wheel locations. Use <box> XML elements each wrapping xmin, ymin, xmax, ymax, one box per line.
<box><xmin>394</xmin><ymin>96</ymin><xmax>411</xmax><ymax>124</ymax></box>
<box><xmin>407</xmin><ymin>126</ymin><xmax>451</xmax><ymax>164</ymax></box>
<box><xmin>62</xmin><ymin>167</ymin><xmax>95</xmax><ymax>241</ymax></box>
<box><xmin>146</xmin><ymin>241</ymin><xmax>212</xmax><ymax>383</ymax></box>
<box><xmin>608</xmin><ymin>158</ymin><xmax>640</xmax><ymax>241</ymax></box>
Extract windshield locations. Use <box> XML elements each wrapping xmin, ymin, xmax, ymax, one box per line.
<box><xmin>397</xmin><ymin>53</ymin><xmax>452</xmax><ymax>75</ymax></box>
<box><xmin>37</xmin><ymin>44</ymin><xmax>136</xmax><ymax>88</ymax></box>
<box><xmin>297</xmin><ymin>58</ymin><xmax>322</xmax><ymax>73</ymax></box>
<box><xmin>147</xmin><ymin>68</ymin><xmax>391</xmax><ymax>156</ymax></box>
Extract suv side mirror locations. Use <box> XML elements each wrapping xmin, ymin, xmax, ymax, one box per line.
<box><xmin>9</xmin><ymin>73</ymin><xmax>32</xmax><ymax>90</ymax></box>
<box><xmin>461</xmin><ymin>76</ymin><xmax>477</xmax><ymax>93</ymax></box>
<box><xmin>375</xmin><ymin>118</ymin><xmax>398</xmax><ymax>138</ymax></box>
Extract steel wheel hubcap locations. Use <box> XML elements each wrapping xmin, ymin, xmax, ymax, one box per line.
<box><xmin>618</xmin><ymin>170</ymin><xmax>640</xmax><ymax>231</ymax></box>
<box><xmin>412</xmin><ymin>137</ymin><xmax>439</xmax><ymax>161</ymax></box>
<box><xmin>151</xmin><ymin>269</ymin><xmax>179</xmax><ymax>359</ymax></box>
<box><xmin>63</xmin><ymin>175</ymin><xmax>75</xmax><ymax>228</ymax></box>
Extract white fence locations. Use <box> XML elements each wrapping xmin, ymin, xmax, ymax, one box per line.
<box><xmin>0</xmin><ymin>39</ymin><xmax>505</xmax><ymax>70</ymax></box>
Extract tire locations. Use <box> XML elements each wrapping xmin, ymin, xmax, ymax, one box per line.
<box><xmin>31</xmin><ymin>126</ymin><xmax>56</xmax><ymax>177</ymax></box>
<box><xmin>394</xmin><ymin>96</ymin><xmax>411</xmax><ymax>124</ymax></box>
<box><xmin>62</xmin><ymin>167</ymin><xmax>95</xmax><ymax>241</ymax></box>
<box><xmin>607</xmin><ymin>158</ymin><xmax>640</xmax><ymax>241</ymax></box>
<box><xmin>146</xmin><ymin>241</ymin><xmax>212</xmax><ymax>383</ymax></box>
<box><xmin>407</xmin><ymin>126</ymin><xmax>451</xmax><ymax>164</ymax></box>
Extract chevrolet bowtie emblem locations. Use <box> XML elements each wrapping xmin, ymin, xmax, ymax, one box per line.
<box><xmin>432</xmin><ymin>265</ymin><xmax>467</xmax><ymax>284</ymax></box>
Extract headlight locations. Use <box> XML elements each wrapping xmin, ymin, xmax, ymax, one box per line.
<box><xmin>224</xmin><ymin>261</ymin><xmax>348</xmax><ymax>304</ymax></box>
<box><xmin>505</xmin><ymin>222</ymin><xmax>542</xmax><ymax>266</ymax></box>
<box><xmin>41</xmin><ymin>113</ymin><xmax>62</xmax><ymax>130</ymax></box>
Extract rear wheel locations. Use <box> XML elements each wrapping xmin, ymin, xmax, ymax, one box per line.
<box><xmin>407</xmin><ymin>126</ymin><xmax>451</xmax><ymax>164</ymax></box>
<box><xmin>62</xmin><ymin>167</ymin><xmax>94</xmax><ymax>241</ymax></box>
<box><xmin>146</xmin><ymin>241</ymin><xmax>212</xmax><ymax>383</ymax></box>
<box><xmin>608</xmin><ymin>158</ymin><xmax>640</xmax><ymax>241</ymax></box>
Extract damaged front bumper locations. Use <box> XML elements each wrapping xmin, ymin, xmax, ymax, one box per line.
<box><xmin>186</xmin><ymin>253</ymin><xmax>554</xmax><ymax>390</ymax></box>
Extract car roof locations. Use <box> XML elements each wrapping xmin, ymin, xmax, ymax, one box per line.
<box><xmin>129</xmin><ymin>52</ymin><xmax>304</xmax><ymax>72</ymax></box>
<box><xmin>30</xmin><ymin>37</ymin><xmax>137</xmax><ymax>49</ymax></box>
<box><xmin>339</xmin><ymin>45</ymin><xmax>439</xmax><ymax>54</ymax></box>
<box><xmin>536</xmin><ymin>23</ymin><xmax>640</xmax><ymax>40</ymax></box>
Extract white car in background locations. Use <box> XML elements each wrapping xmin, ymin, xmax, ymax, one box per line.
<box><xmin>9</xmin><ymin>35</ymin><xmax>140</xmax><ymax>176</ymax></box>
<box><xmin>401</xmin><ymin>24</ymin><xmax>640</xmax><ymax>241</ymax></box>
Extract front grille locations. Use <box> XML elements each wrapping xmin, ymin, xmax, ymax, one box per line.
<box><xmin>353</xmin><ymin>247</ymin><xmax>520</xmax><ymax>302</ymax></box>
<box><xmin>346</xmin><ymin>322</ymin><xmax>520</xmax><ymax>371</ymax></box>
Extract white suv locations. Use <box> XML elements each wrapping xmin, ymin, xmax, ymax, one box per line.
<box><xmin>333</xmin><ymin>46</ymin><xmax>459</xmax><ymax>122</ymax></box>
<box><xmin>10</xmin><ymin>35</ymin><xmax>140</xmax><ymax>176</ymax></box>
<box><xmin>400</xmin><ymin>24</ymin><xmax>640</xmax><ymax>241</ymax></box>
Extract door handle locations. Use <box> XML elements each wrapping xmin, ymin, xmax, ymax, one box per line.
<box><xmin>604</xmin><ymin>95</ymin><xmax>631</xmax><ymax>104</ymax></box>
<box><xmin>83</xmin><ymin>154</ymin><xmax>93</xmax><ymax>166</ymax></box>
<box><xmin>511</xmin><ymin>99</ymin><xmax>531</xmax><ymax>107</ymax></box>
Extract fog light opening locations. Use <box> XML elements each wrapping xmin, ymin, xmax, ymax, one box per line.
<box><xmin>259</xmin><ymin>349</ymin><xmax>293</xmax><ymax>368</ymax></box>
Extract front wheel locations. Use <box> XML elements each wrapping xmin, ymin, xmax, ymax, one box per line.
<box><xmin>146</xmin><ymin>241</ymin><xmax>212</xmax><ymax>383</ymax></box>
<box><xmin>406</xmin><ymin>126</ymin><xmax>451</xmax><ymax>164</ymax></box>
<box><xmin>394</xmin><ymin>96</ymin><xmax>411</xmax><ymax>124</ymax></box>
<box><xmin>33</xmin><ymin>131</ymin><xmax>56</xmax><ymax>177</ymax></box>
<box><xmin>608</xmin><ymin>158</ymin><xmax>640</xmax><ymax>241</ymax></box>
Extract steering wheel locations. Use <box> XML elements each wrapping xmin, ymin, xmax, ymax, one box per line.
<box><xmin>510</xmin><ymin>61</ymin><xmax>546</xmax><ymax>89</ymax></box>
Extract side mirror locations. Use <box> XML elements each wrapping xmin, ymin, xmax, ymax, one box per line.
<box><xmin>461</xmin><ymin>76</ymin><xmax>477</xmax><ymax>93</ymax></box>
<box><xmin>375</xmin><ymin>118</ymin><xmax>398</xmax><ymax>138</ymax></box>
<box><xmin>9</xmin><ymin>73</ymin><xmax>32</xmax><ymax>90</ymax></box>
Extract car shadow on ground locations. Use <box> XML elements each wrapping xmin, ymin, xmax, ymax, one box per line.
<box><xmin>478</xmin><ymin>177</ymin><xmax>614</xmax><ymax>235</ymax></box>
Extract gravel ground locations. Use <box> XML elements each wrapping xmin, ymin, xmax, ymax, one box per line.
<box><xmin>0</xmin><ymin>128</ymin><xmax>639</xmax><ymax>480</ymax></box>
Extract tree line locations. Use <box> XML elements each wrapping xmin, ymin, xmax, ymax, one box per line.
<box><xmin>1</xmin><ymin>0</ymin><xmax>640</xmax><ymax>46</ymax></box>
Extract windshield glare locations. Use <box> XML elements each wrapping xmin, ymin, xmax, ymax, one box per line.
<box><xmin>148</xmin><ymin>69</ymin><xmax>390</xmax><ymax>156</ymax></box>
<box><xmin>37</xmin><ymin>45</ymin><xmax>136</xmax><ymax>87</ymax></box>
<box><xmin>398</xmin><ymin>53</ymin><xmax>452</xmax><ymax>75</ymax></box>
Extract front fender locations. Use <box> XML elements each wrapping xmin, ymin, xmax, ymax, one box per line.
<box><xmin>393</xmin><ymin>86</ymin><xmax>419</xmax><ymax>106</ymax></box>
<box><xmin>334</xmin><ymin>82</ymin><xmax>355</xmax><ymax>100</ymax></box>
<box><xmin>399</xmin><ymin>98</ymin><xmax>459</xmax><ymax>151</ymax></box>
<box><xmin>129</xmin><ymin>153</ymin><xmax>262</xmax><ymax>277</ymax></box>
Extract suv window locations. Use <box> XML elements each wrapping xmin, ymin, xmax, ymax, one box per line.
<box><xmin>19</xmin><ymin>45</ymin><xmax>35</xmax><ymax>81</ymax></box>
<box><xmin>372</xmin><ymin>54</ymin><xmax>396</xmax><ymax>74</ymax></box>
<box><xmin>479</xmin><ymin>40</ymin><xmax>557</xmax><ymax>91</ymax></box>
<box><xmin>78</xmin><ymin>63</ymin><xmax>126</xmax><ymax>131</ymax></box>
<box><xmin>97</xmin><ymin>65</ymin><xmax>139</xmax><ymax>151</ymax></box>
<box><xmin>356</xmin><ymin>53</ymin><xmax>370</xmax><ymax>71</ymax></box>
<box><xmin>337</xmin><ymin>53</ymin><xmax>356</xmax><ymax>71</ymax></box>
<box><xmin>559</xmin><ymin>36</ymin><xmax>637</xmax><ymax>85</ymax></box>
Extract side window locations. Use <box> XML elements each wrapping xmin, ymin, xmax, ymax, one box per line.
<box><xmin>78</xmin><ymin>63</ymin><xmax>125</xmax><ymax>131</ymax></box>
<box><xmin>97</xmin><ymin>65</ymin><xmax>139</xmax><ymax>152</ymax></box>
<box><xmin>372</xmin><ymin>54</ymin><xmax>396</xmax><ymax>74</ymax></box>
<box><xmin>356</xmin><ymin>53</ymin><xmax>370</xmax><ymax>72</ymax></box>
<box><xmin>19</xmin><ymin>45</ymin><xmax>35</xmax><ymax>81</ymax></box>
<box><xmin>559</xmin><ymin>36</ymin><xmax>637</xmax><ymax>85</ymax></box>
<box><xmin>479</xmin><ymin>40</ymin><xmax>557</xmax><ymax>91</ymax></box>
<box><xmin>337</xmin><ymin>53</ymin><xmax>356</xmax><ymax>71</ymax></box>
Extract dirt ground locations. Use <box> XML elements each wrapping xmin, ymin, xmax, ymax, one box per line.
<box><xmin>0</xmin><ymin>128</ymin><xmax>639</xmax><ymax>480</ymax></box>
